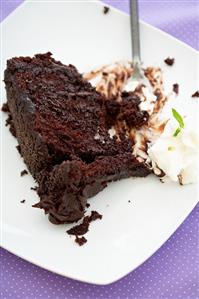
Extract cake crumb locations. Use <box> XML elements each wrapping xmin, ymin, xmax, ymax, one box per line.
<box><xmin>191</xmin><ymin>91</ymin><xmax>199</xmax><ymax>98</ymax></box>
<box><xmin>164</xmin><ymin>57</ymin><xmax>175</xmax><ymax>66</ymax></box>
<box><xmin>103</xmin><ymin>6</ymin><xmax>110</xmax><ymax>14</ymax></box>
<box><xmin>5</xmin><ymin>114</ymin><xmax>12</xmax><ymax>126</ymax></box>
<box><xmin>90</xmin><ymin>210</ymin><xmax>102</xmax><ymax>221</ymax></box>
<box><xmin>67</xmin><ymin>216</ymin><xmax>90</xmax><ymax>235</ymax></box>
<box><xmin>86</xmin><ymin>203</ymin><xmax>90</xmax><ymax>208</ymax></box>
<box><xmin>30</xmin><ymin>186</ymin><xmax>37</xmax><ymax>191</ymax></box>
<box><xmin>20</xmin><ymin>199</ymin><xmax>26</xmax><ymax>203</ymax></box>
<box><xmin>16</xmin><ymin>145</ymin><xmax>21</xmax><ymax>154</ymax></box>
<box><xmin>67</xmin><ymin>211</ymin><xmax>103</xmax><ymax>236</ymax></box>
<box><xmin>20</xmin><ymin>169</ymin><xmax>28</xmax><ymax>176</ymax></box>
<box><xmin>1</xmin><ymin>103</ymin><xmax>9</xmax><ymax>112</ymax></box>
<box><xmin>173</xmin><ymin>83</ymin><xmax>179</xmax><ymax>95</ymax></box>
<box><xmin>128</xmin><ymin>200</ymin><xmax>131</xmax><ymax>203</ymax></box>
<box><xmin>75</xmin><ymin>235</ymin><xmax>87</xmax><ymax>246</ymax></box>
<box><xmin>178</xmin><ymin>174</ymin><xmax>183</xmax><ymax>185</ymax></box>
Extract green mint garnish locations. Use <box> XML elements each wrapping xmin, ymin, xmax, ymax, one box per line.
<box><xmin>172</xmin><ymin>108</ymin><xmax>184</xmax><ymax>128</ymax></box>
<box><xmin>172</xmin><ymin>108</ymin><xmax>184</xmax><ymax>137</ymax></box>
<box><xmin>173</xmin><ymin>128</ymin><xmax>181</xmax><ymax>137</ymax></box>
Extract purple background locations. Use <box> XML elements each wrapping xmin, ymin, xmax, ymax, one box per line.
<box><xmin>1</xmin><ymin>1</ymin><xmax>199</xmax><ymax>298</ymax></box>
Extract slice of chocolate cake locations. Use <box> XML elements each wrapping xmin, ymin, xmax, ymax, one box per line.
<box><xmin>4</xmin><ymin>52</ymin><xmax>150</xmax><ymax>224</ymax></box>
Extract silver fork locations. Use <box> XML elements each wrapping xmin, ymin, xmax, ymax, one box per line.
<box><xmin>129</xmin><ymin>0</ymin><xmax>143</xmax><ymax>80</ymax></box>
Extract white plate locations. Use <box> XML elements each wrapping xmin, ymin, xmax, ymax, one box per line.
<box><xmin>1</xmin><ymin>0</ymin><xmax>198</xmax><ymax>285</ymax></box>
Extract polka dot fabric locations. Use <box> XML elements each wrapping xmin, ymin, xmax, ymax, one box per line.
<box><xmin>1</xmin><ymin>1</ymin><xmax>199</xmax><ymax>298</ymax></box>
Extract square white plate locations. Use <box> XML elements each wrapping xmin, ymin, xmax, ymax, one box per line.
<box><xmin>1</xmin><ymin>0</ymin><xmax>198</xmax><ymax>285</ymax></box>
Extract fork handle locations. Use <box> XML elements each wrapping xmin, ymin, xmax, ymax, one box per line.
<box><xmin>130</xmin><ymin>0</ymin><xmax>141</xmax><ymax>66</ymax></box>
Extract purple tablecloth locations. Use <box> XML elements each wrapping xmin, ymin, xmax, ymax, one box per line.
<box><xmin>1</xmin><ymin>1</ymin><xmax>198</xmax><ymax>298</ymax></box>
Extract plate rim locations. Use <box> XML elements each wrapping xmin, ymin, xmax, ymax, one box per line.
<box><xmin>1</xmin><ymin>201</ymin><xmax>199</xmax><ymax>285</ymax></box>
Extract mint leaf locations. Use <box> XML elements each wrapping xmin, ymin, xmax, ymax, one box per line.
<box><xmin>172</xmin><ymin>108</ymin><xmax>184</xmax><ymax>128</ymax></box>
<box><xmin>173</xmin><ymin>127</ymin><xmax>181</xmax><ymax>137</ymax></box>
<box><xmin>172</xmin><ymin>108</ymin><xmax>184</xmax><ymax>137</ymax></box>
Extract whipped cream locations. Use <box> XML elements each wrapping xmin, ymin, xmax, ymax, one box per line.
<box><xmin>140</xmin><ymin>87</ymin><xmax>157</xmax><ymax>115</ymax></box>
<box><xmin>148</xmin><ymin>118</ymin><xmax>198</xmax><ymax>184</ymax></box>
<box><xmin>124</xmin><ymin>80</ymin><xmax>139</xmax><ymax>92</ymax></box>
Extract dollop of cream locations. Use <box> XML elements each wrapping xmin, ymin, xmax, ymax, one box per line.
<box><xmin>147</xmin><ymin>118</ymin><xmax>198</xmax><ymax>184</ymax></box>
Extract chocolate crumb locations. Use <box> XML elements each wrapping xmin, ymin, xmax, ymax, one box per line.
<box><xmin>90</xmin><ymin>210</ymin><xmax>102</xmax><ymax>221</ymax></box>
<box><xmin>160</xmin><ymin>178</ymin><xmax>165</xmax><ymax>183</ymax></box>
<box><xmin>86</xmin><ymin>203</ymin><xmax>90</xmax><ymax>208</ymax></box>
<box><xmin>128</xmin><ymin>200</ymin><xmax>131</xmax><ymax>203</ymax></box>
<box><xmin>178</xmin><ymin>174</ymin><xmax>183</xmax><ymax>185</ymax></box>
<box><xmin>16</xmin><ymin>145</ymin><xmax>21</xmax><ymax>154</ymax></box>
<box><xmin>5</xmin><ymin>114</ymin><xmax>16</xmax><ymax>136</ymax></box>
<box><xmin>30</xmin><ymin>186</ymin><xmax>38</xmax><ymax>191</ymax></box>
<box><xmin>5</xmin><ymin>114</ymin><xmax>12</xmax><ymax>127</ymax></box>
<box><xmin>173</xmin><ymin>83</ymin><xmax>179</xmax><ymax>95</ymax></box>
<box><xmin>67</xmin><ymin>216</ymin><xmax>90</xmax><ymax>235</ymax></box>
<box><xmin>1</xmin><ymin>103</ymin><xmax>9</xmax><ymax>112</ymax></box>
<box><xmin>20</xmin><ymin>169</ymin><xmax>28</xmax><ymax>176</ymax></box>
<box><xmin>191</xmin><ymin>91</ymin><xmax>199</xmax><ymax>98</ymax></box>
<box><xmin>75</xmin><ymin>235</ymin><xmax>87</xmax><ymax>246</ymax></box>
<box><xmin>164</xmin><ymin>57</ymin><xmax>175</xmax><ymax>66</ymax></box>
<box><xmin>67</xmin><ymin>210</ymin><xmax>102</xmax><ymax>236</ymax></box>
<box><xmin>103</xmin><ymin>6</ymin><xmax>110</xmax><ymax>14</ymax></box>
<box><xmin>20</xmin><ymin>199</ymin><xmax>26</xmax><ymax>203</ymax></box>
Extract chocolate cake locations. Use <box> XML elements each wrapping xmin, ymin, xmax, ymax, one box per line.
<box><xmin>4</xmin><ymin>52</ymin><xmax>150</xmax><ymax>224</ymax></box>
